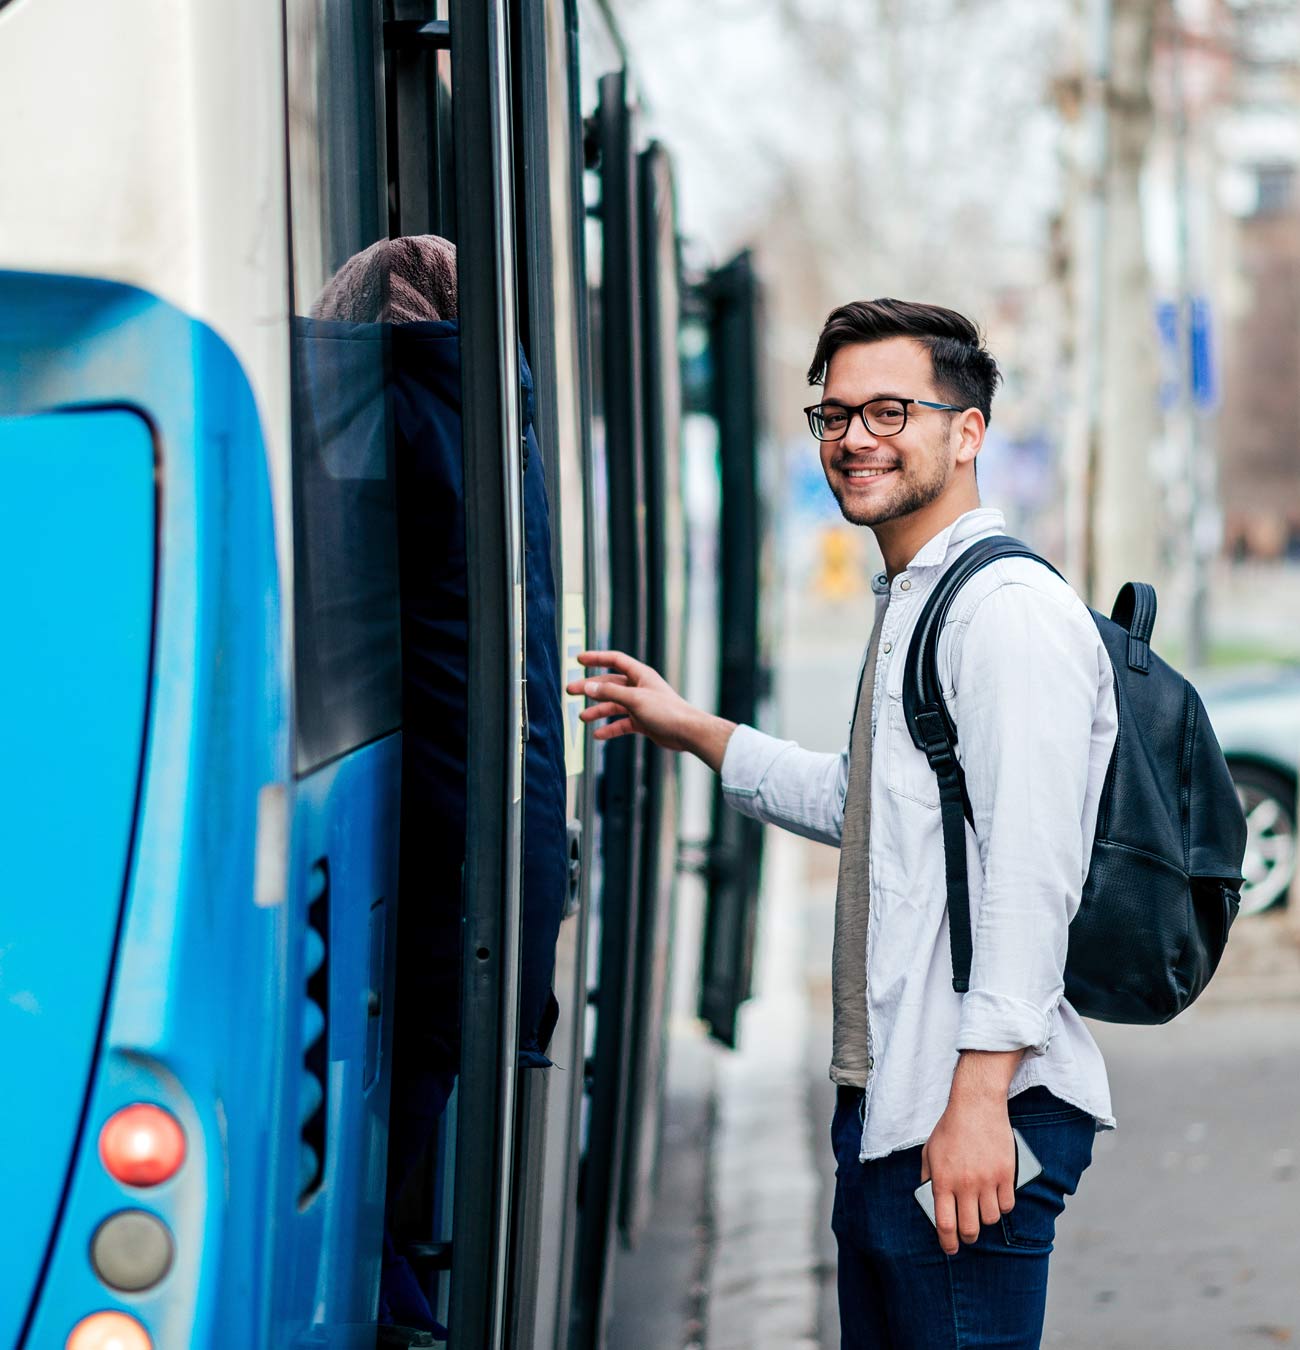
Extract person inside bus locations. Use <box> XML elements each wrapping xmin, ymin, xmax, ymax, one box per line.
<box><xmin>310</xmin><ymin>235</ymin><xmax>570</xmax><ymax>1334</ymax></box>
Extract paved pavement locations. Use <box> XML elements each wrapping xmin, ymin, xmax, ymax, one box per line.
<box><xmin>1047</xmin><ymin>1003</ymin><xmax>1300</xmax><ymax>1348</ymax></box>
<box><xmin>707</xmin><ymin>828</ymin><xmax>821</xmax><ymax>1350</ymax></box>
<box><xmin>609</xmin><ymin>830</ymin><xmax>827</xmax><ymax>1350</ymax></box>
<box><xmin>606</xmin><ymin>1030</ymin><xmax>715</xmax><ymax>1350</ymax></box>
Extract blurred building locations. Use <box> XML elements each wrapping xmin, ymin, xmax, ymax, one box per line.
<box><xmin>1148</xmin><ymin>0</ymin><xmax>1300</xmax><ymax>563</ymax></box>
<box><xmin>1215</xmin><ymin>0</ymin><xmax>1300</xmax><ymax>560</ymax></box>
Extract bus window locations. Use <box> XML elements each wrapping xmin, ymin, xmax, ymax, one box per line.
<box><xmin>286</xmin><ymin>0</ymin><xmax>400</xmax><ymax>775</ymax></box>
<box><xmin>282</xmin><ymin>0</ymin><xmax>403</xmax><ymax>1328</ymax></box>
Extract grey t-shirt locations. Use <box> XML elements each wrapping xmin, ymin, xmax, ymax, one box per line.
<box><xmin>830</xmin><ymin>591</ymin><xmax>888</xmax><ymax>1087</ymax></box>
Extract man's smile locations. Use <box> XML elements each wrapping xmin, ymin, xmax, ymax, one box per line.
<box><xmin>840</xmin><ymin>465</ymin><xmax>899</xmax><ymax>480</ymax></box>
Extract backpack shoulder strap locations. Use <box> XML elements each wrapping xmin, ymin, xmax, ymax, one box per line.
<box><xmin>902</xmin><ymin>536</ymin><xmax>1061</xmax><ymax>745</ymax></box>
<box><xmin>900</xmin><ymin>535</ymin><xmax>1060</xmax><ymax>993</ymax></box>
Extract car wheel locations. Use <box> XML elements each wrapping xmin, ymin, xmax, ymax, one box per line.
<box><xmin>1229</xmin><ymin>762</ymin><xmax>1297</xmax><ymax>916</ymax></box>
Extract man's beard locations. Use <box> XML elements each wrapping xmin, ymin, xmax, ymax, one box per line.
<box><xmin>830</xmin><ymin>451</ymin><xmax>951</xmax><ymax>528</ymax></box>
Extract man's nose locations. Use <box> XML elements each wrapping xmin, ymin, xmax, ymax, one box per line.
<box><xmin>841</xmin><ymin>410</ymin><xmax>881</xmax><ymax>452</ymax></box>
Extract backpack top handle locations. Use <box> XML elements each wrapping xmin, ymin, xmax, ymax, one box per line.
<box><xmin>1109</xmin><ymin>581</ymin><xmax>1157</xmax><ymax>673</ymax></box>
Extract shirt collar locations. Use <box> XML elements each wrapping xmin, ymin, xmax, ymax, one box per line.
<box><xmin>905</xmin><ymin>507</ymin><xmax>1006</xmax><ymax>573</ymax></box>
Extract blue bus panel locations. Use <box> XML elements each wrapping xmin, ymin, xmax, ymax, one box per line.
<box><xmin>266</xmin><ymin>736</ymin><xmax>400</xmax><ymax>1345</ymax></box>
<box><xmin>0</xmin><ymin>409</ymin><xmax>155</xmax><ymax>1350</ymax></box>
<box><xmin>0</xmin><ymin>271</ymin><xmax>288</xmax><ymax>1348</ymax></box>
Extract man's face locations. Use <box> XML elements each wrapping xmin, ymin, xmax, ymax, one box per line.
<box><xmin>817</xmin><ymin>337</ymin><xmax>961</xmax><ymax>528</ymax></box>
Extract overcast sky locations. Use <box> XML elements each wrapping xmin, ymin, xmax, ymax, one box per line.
<box><xmin>614</xmin><ymin>0</ymin><xmax>1072</xmax><ymax>295</ymax></box>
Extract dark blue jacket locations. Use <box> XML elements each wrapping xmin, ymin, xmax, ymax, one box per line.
<box><xmin>393</xmin><ymin>321</ymin><xmax>568</xmax><ymax>1067</ymax></box>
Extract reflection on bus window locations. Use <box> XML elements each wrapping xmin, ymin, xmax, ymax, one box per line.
<box><xmin>286</xmin><ymin>0</ymin><xmax>396</xmax><ymax>774</ymax></box>
<box><xmin>321</xmin><ymin>236</ymin><xmax>571</xmax><ymax>1334</ymax></box>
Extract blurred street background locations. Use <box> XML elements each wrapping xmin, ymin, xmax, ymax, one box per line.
<box><xmin>605</xmin><ymin>0</ymin><xmax>1300</xmax><ymax>1346</ymax></box>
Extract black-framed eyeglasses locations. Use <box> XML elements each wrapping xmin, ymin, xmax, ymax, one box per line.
<box><xmin>803</xmin><ymin>397</ymin><xmax>964</xmax><ymax>442</ymax></box>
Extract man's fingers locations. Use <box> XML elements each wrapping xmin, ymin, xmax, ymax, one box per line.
<box><xmin>997</xmin><ymin>1179</ymin><xmax>1015</xmax><ymax>1215</ymax></box>
<box><xmin>577</xmin><ymin>650</ymin><xmax>647</xmax><ymax>681</ymax></box>
<box><xmin>566</xmin><ymin>672</ymin><xmax>629</xmax><ymax>695</ymax></box>
<box><xmin>592</xmin><ymin>717</ymin><xmax>635</xmax><ymax>741</ymax></box>
<box><xmin>933</xmin><ymin>1191</ymin><xmax>959</xmax><ymax>1256</ymax></box>
<box><xmin>979</xmin><ymin>1187</ymin><xmax>1002</xmax><ymax>1228</ymax></box>
<box><xmin>579</xmin><ymin>680</ymin><xmax>642</xmax><ymax>712</ymax></box>
<box><xmin>579</xmin><ymin>701</ymin><xmax>629</xmax><ymax>724</ymax></box>
<box><xmin>956</xmin><ymin>1190</ymin><xmax>982</xmax><ymax>1246</ymax></box>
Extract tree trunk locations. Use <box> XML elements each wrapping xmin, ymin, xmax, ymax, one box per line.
<box><xmin>1065</xmin><ymin>0</ymin><xmax>1164</xmax><ymax>609</ymax></box>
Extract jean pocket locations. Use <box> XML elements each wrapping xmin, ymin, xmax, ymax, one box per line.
<box><xmin>1008</xmin><ymin>1108</ymin><xmax>1092</xmax><ymax>1128</ymax></box>
<box><xmin>1008</xmin><ymin>1086</ymin><xmax>1093</xmax><ymax>1129</ymax></box>
<box><xmin>1000</xmin><ymin>1115</ymin><xmax>1094</xmax><ymax>1250</ymax></box>
<box><xmin>1000</xmin><ymin>1180</ymin><xmax>1062</xmax><ymax>1249</ymax></box>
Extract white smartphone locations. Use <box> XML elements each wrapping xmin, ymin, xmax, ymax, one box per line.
<box><xmin>913</xmin><ymin>1128</ymin><xmax>1043</xmax><ymax>1229</ymax></box>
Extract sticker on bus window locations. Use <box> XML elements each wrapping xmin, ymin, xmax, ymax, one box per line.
<box><xmin>562</xmin><ymin>592</ymin><xmax>587</xmax><ymax>777</ymax></box>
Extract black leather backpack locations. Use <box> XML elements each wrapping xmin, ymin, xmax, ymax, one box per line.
<box><xmin>901</xmin><ymin>535</ymin><xmax>1248</xmax><ymax>1024</ymax></box>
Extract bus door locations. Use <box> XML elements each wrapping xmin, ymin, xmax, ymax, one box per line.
<box><xmin>381</xmin><ymin>5</ymin><xmax>528</xmax><ymax>1348</ymax></box>
<box><xmin>569</xmin><ymin>59</ymin><xmax>653</xmax><ymax>1350</ymax></box>
<box><xmin>696</xmin><ymin>253</ymin><xmax>769</xmax><ymax>1049</ymax></box>
<box><xmin>505</xmin><ymin>2</ymin><xmax>601</xmax><ymax>1348</ymax></box>
<box><xmin>618</xmin><ymin>140</ymin><xmax>687</xmax><ymax>1247</ymax></box>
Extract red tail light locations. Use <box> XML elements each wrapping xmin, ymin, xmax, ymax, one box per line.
<box><xmin>98</xmin><ymin>1104</ymin><xmax>186</xmax><ymax>1187</ymax></box>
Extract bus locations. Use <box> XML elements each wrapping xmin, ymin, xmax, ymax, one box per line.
<box><xmin>0</xmin><ymin>2</ymin><xmax>767</xmax><ymax>1346</ymax></box>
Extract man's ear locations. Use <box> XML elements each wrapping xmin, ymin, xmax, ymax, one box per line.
<box><xmin>953</xmin><ymin>408</ymin><xmax>985</xmax><ymax>467</ymax></box>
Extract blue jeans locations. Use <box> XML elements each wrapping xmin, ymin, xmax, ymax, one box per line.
<box><xmin>831</xmin><ymin>1085</ymin><xmax>1095</xmax><ymax>1349</ymax></box>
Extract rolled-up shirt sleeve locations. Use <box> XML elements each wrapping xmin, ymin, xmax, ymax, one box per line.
<box><xmin>944</xmin><ymin>581</ymin><xmax>1100</xmax><ymax>1056</ymax></box>
<box><xmin>720</xmin><ymin>723</ymin><xmax>849</xmax><ymax>847</ymax></box>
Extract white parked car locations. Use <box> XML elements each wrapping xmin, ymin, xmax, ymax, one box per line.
<box><xmin>1198</xmin><ymin>666</ymin><xmax>1300</xmax><ymax>915</ymax></box>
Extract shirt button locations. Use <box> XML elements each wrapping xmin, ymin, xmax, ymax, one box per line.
<box><xmin>882</xmin><ymin>642</ymin><xmax>892</xmax><ymax>654</ymax></box>
<box><xmin>900</xmin><ymin>579</ymin><xmax>911</xmax><ymax>591</ymax></box>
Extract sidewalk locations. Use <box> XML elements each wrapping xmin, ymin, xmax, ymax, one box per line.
<box><xmin>607</xmin><ymin>826</ymin><xmax>829</xmax><ymax>1350</ymax></box>
<box><xmin>706</xmin><ymin>826</ymin><xmax>823</xmax><ymax>1350</ymax></box>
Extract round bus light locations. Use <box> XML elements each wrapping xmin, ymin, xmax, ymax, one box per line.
<box><xmin>90</xmin><ymin>1210</ymin><xmax>174</xmax><ymax>1293</ymax></box>
<box><xmin>99</xmin><ymin>1105</ymin><xmax>185</xmax><ymax>1187</ymax></box>
<box><xmin>66</xmin><ymin>1311</ymin><xmax>153</xmax><ymax>1350</ymax></box>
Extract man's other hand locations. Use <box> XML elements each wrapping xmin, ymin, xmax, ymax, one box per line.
<box><xmin>919</xmin><ymin>1049</ymin><xmax>1021</xmax><ymax>1256</ymax></box>
<box><xmin>567</xmin><ymin>650</ymin><xmax>736</xmax><ymax>773</ymax></box>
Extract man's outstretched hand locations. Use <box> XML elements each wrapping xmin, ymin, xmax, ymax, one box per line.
<box><xmin>567</xmin><ymin>650</ymin><xmax>736</xmax><ymax>773</ymax></box>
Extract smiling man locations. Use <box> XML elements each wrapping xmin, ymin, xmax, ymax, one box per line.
<box><xmin>572</xmin><ymin>299</ymin><xmax>1117</xmax><ymax>1349</ymax></box>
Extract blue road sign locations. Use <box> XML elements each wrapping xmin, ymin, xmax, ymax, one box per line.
<box><xmin>1190</xmin><ymin>297</ymin><xmax>1216</xmax><ymax>411</ymax></box>
<box><xmin>1154</xmin><ymin>297</ymin><xmax>1216</xmax><ymax>412</ymax></box>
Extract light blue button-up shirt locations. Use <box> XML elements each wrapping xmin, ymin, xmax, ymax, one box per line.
<box><xmin>720</xmin><ymin>508</ymin><xmax>1118</xmax><ymax>1161</ymax></box>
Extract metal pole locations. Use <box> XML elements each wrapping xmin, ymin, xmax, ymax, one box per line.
<box><xmin>1169</xmin><ymin>0</ymin><xmax>1210</xmax><ymax>666</ymax></box>
<box><xmin>1069</xmin><ymin>0</ymin><xmax>1111</xmax><ymax>603</ymax></box>
<box><xmin>447</xmin><ymin>0</ymin><xmax>525</xmax><ymax>1345</ymax></box>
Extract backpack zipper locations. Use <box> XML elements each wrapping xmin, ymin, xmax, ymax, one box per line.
<box><xmin>1179</xmin><ymin>682</ymin><xmax>1196</xmax><ymax>870</ymax></box>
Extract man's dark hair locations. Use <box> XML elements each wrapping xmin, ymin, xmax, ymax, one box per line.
<box><xmin>806</xmin><ymin>298</ymin><xmax>1002</xmax><ymax>426</ymax></box>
